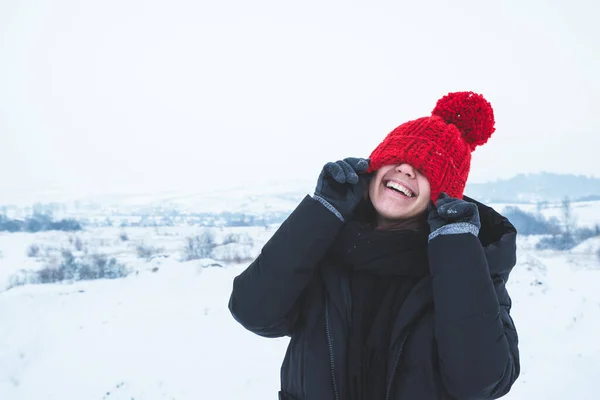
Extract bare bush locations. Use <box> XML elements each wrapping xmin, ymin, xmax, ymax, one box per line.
<box><xmin>536</xmin><ymin>234</ymin><xmax>577</xmax><ymax>251</ymax></box>
<box><xmin>536</xmin><ymin>226</ymin><xmax>600</xmax><ymax>252</ymax></box>
<box><xmin>27</xmin><ymin>244</ymin><xmax>41</xmax><ymax>257</ymax></box>
<box><xmin>183</xmin><ymin>230</ymin><xmax>216</xmax><ymax>261</ymax></box>
<box><xmin>211</xmin><ymin>243</ymin><xmax>254</xmax><ymax>264</ymax></box>
<box><xmin>87</xmin><ymin>254</ymin><xmax>128</xmax><ymax>279</ymax></box>
<box><xmin>575</xmin><ymin>225</ymin><xmax>600</xmax><ymax>243</ymax></box>
<box><xmin>503</xmin><ymin>207</ymin><xmax>561</xmax><ymax>236</ymax></box>
<box><xmin>37</xmin><ymin>265</ymin><xmax>66</xmax><ymax>283</ymax></box>
<box><xmin>74</xmin><ymin>237</ymin><xmax>84</xmax><ymax>252</ymax></box>
<box><xmin>221</xmin><ymin>233</ymin><xmax>237</xmax><ymax>245</ymax></box>
<box><xmin>35</xmin><ymin>251</ymin><xmax>129</xmax><ymax>284</ymax></box>
<box><xmin>6</xmin><ymin>272</ymin><xmax>31</xmax><ymax>290</ymax></box>
<box><xmin>136</xmin><ymin>243</ymin><xmax>164</xmax><ymax>259</ymax></box>
<box><xmin>222</xmin><ymin>232</ymin><xmax>253</xmax><ymax>246</ymax></box>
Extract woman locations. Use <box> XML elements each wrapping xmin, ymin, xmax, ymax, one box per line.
<box><xmin>229</xmin><ymin>91</ymin><xmax>520</xmax><ymax>399</ymax></box>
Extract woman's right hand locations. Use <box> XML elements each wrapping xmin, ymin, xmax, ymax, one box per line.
<box><xmin>313</xmin><ymin>157</ymin><xmax>370</xmax><ymax>221</ymax></box>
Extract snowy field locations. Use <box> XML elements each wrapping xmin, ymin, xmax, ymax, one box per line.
<box><xmin>0</xmin><ymin>203</ymin><xmax>599</xmax><ymax>399</ymax></box>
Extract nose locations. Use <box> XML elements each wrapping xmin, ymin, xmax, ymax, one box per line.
<box><xmin>396</xmin><ymin>163</ymin><xmax>416</xmax><ymax>179</ymax></box>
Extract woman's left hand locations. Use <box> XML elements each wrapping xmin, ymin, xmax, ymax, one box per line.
<box><xmin>427</xmin><ymin>193</ymin><xmax>480</xmax><ymax>241</ymax></box>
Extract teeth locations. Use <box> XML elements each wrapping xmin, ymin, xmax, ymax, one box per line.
<box><xmin>385</xmin><ymin>181</ymin><xmax>414</xmax><ymax>197</ymax></box>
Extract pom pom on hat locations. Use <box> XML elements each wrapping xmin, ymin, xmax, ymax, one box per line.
<box><xmin>432</xmin><ymin>91</ymin><xmax>495</xmax><ymax>150</ymax></box>
<box><xmin>368</xmin><ymin>91</ymin><xmax>496</xmax><ymax>201</ymax></box>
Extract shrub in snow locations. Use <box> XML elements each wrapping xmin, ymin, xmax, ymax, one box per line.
<box><xmin>74</xmin><ymin>236</ymin><xmax>85</xmax><ymax>252</ymax></box>
<box><xmin>183</xmin><ymin>230</ymin><xmax>216</xmax><ymax>261</ymax></box>
<box><xmin>87</xmin><ymin>254</ymin><xmax>128</xmax><ymax>279</ymax></box>
<box><xmin>211</xmin><ymin>243</ymin><xmax>254</xmax><ymax>264</ymax></box>
<box><xmin>36</xmin><ymin>251</ymin><xmax>128</xmax><ymax>283</ymax></box>
<box><xmin>574</xmin><ymin>225</ymin><xmax>600</xmax><ymax>243</ymax></box>
<box><xmin>535</xmin><ymin>227</ymin><xmax>600</xmax><ymax>252</ymax></box>
<box><xmin>119</xmin><ymin>232</ymin><xmax>129</xmax><ymax>241</ymax></box>
<box><xmin>536</xmin><ymin>234</ymin><xmax>578</xmax><ymax>251</ymax></box>
<box><xmin>8</xmin><ymin>249</ymin><xmax>130</xmax><ymax>288</ymax></box>
<box><xmin>503</xmin><ymin>207</ymin><xmax>561</xmax><ymax>236</ymax></box>
<box><xmin>7</xmin><ymin>272</ymin><xmax>30</xmax><ymax>289</ymax></box>
<box><xmin>27</xmin><ymin>243</ymin><xmax>41</xmax><ymax>257</ymax></box>
<box><xmin>222</xmin><ymin>232</ymin><xmax>254</xmax><ymax>246</ymax></box>
<box><xmin>37</xmin><ymin>265</ymin><xmax>66</xmax><ymax>283</ymax></box>
<box><xmin>136</xmin><ymin>243</ymin><xmax>165</xmax><ymax>260</ymax></box>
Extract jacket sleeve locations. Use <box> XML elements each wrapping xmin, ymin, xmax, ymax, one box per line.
<box><xmin>228</xmin><ymin>195</ymin><xmax>343</xmax><ymax>338</ymax></box>
<box><xmin>428</xmin><ymin>233</ymin><xmax>520</xmax><ymax>400</ymax></box>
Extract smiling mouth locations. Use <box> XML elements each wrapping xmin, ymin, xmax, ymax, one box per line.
<box><xmin>385</xmin><ymin>181</ymin><xmax>416</xmax><ymax>198</ymax></box>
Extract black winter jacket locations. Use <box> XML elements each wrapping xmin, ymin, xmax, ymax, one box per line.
<box><xmin>229</xmin><ymin>195</ymin><xmax>520</xmax><ymax>400</ymax></box>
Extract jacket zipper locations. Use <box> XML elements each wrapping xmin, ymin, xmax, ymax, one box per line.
<box><xmin>324</xmin><ymin>297</ymin><xmax>340</xmax><ymax>400</ymax></box>
<box><xmin>385</xmin><ymin>332</ymin><xmax>409</xmax><ymax>400</ymax></box>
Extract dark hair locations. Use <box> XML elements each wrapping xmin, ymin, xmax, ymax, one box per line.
<box><xmin>350</xmin><ymin>180</ymin><xmax>377</xmax><ymax>225</ymax></box>
<box><xmin>352</xmin><ymin>197</ymin><xmax>377</xmax><ymax>225</ymax></box>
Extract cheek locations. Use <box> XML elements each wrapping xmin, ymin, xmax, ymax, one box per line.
<box><xmin>418</xmin><ymin>177</ymin><xmax>431</xmax><ymax>198</ymax></box>
<box><xmin>415</xmin><ymin>197</ymin><xmax>429</xmax><ymax>214</ymax></box>
<box><xmin>369</xmin><ymin>171</ymin><xmax>387</xmax><ymax>194</ymax></box>
<box><xmin>368</xmin><ymin>180</ymin><xmax>378</xmax><ymax>199</ymax></box>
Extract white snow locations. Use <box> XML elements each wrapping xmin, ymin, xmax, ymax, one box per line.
<box><xmin>501</xmin><ymin>244</ymin><xmax>600</xmax><ymax>399</ymax></box>
<box><xmin>0</xmin><ymin>260</ymin><xmax>289</xmax><ymax>399</ymax></box>
<box><xmin>0</xmin><ymin>204</ymin><xmax>599</xmax><ymax>399</ymax></box>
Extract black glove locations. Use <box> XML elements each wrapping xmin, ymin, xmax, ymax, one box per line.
<box><xmin>427</xmin><ymin>193</ymin><xmax>480</xmax><ymax>241</ymax></box>
<box><xmin>313</xmin><ymin>157</ymin><xmax>370</xmax><ymax>221</ymax></box>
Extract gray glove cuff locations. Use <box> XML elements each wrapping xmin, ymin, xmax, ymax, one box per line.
<box><xmin>313</xmin><ymin>195</ymin><xmax>344</xmax><ymax>222</ymax></box>
<box><xmin>428</xmin><ymin>222</ymin><xmax>479</xmax><ymax>242</ymax></box>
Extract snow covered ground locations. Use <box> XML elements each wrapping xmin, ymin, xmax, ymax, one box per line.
<box><xmin>0</xmin><ymin>261</ymin><xmax>290</xmax><ymax>399</ymax></box>
<box><xmin>1</xmin><ymin>207</ymin><xmax>599</xmax><ymax>399</ymax></box>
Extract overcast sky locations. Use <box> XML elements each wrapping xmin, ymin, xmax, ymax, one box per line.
<box><xmin>1</xmin><ymin>0</ymin><xmax>598</xmax><ymax>201</ymax></box>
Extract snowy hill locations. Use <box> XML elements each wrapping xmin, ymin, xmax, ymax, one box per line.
<box><xmin>0</xmin><ymin>179</ymin><xmax>315</xmax><ymax>217</ymax></box>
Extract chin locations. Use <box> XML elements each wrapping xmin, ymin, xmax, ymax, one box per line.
<box><xmin>377</xmin><ymin>206</ymin><xmax>420</xmax><ymax>221</ymax></box>
<box><xmin>372</xmin><ymin>196</ymin><xmax>427</xmax><ymax>220</ymax></box>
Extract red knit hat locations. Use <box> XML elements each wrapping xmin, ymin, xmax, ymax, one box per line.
<box><xmin>367</xmin><ymin>91</ymin><xmax>495</xmax><ymax>202</ymax></box>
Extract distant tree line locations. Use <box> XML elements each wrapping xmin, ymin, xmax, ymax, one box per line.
<box><xmin>0</xmin><ymin>212</ymin><xmax>82</xmax><ymax>233</ymax></box>
<box><xmin>113</xmin><ymin>211</ymin><xmax>290</xmax><ymax>228</ymax></box>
